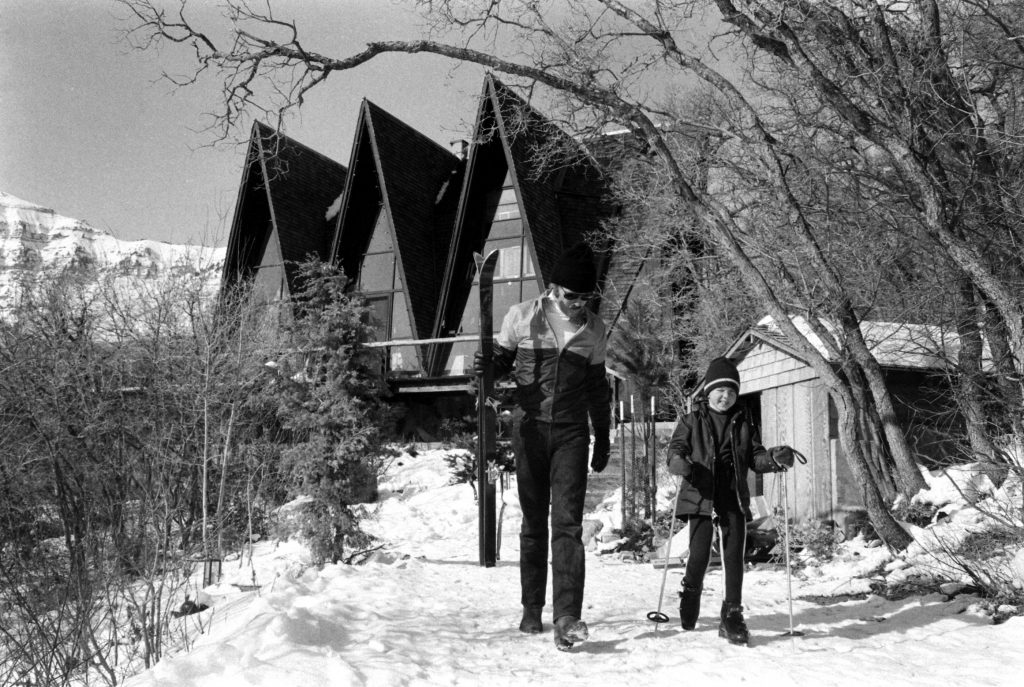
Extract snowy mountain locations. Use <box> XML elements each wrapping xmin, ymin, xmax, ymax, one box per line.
<box><xmin>0</xmin><ymin>190</ymin><xmax>225</xmax><ymax>307</ymax></box>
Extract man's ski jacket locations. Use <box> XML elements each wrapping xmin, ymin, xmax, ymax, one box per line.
<box><xmin>493</xmin><ymin>293</ymin><xmax>610</xmax><ymax>432</ymax></box>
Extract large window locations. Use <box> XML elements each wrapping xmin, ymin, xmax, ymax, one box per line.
<box><xmin>443</xmin><ymin>175</ymin><xmax>540</xmax><ymax>375</ymax></box>
<box><xmin>494</xmin><ymin>187</ymin><xmax>520</xmax><ymax>220</ymax></box>
<box><xmin>358</xmin><ymin>211</ymin><xmax>421</xmax><ymax>373</ymax></box>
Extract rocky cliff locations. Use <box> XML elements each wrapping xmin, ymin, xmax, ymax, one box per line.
<box><xmin>0</xmin><ymin>190</ymin><xmax>225</xmax><ymax>308</ymax></box>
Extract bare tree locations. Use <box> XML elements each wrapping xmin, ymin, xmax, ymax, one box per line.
<box><xmin>0</xmin><ymin>258</ymin><xmax>285</xmax><ymax>684</ymax></box>
<box><xmin>115</xmin><ymin>0</ymin><xmax>1024</xmax><ymax>547</ymax></box>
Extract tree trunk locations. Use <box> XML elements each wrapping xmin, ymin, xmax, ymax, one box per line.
<box><xmin>216</xmin><ymin>403</ymin><xmax>237</xmax><ymax>557</ymax></box>
<box><xmin>838</xmin><ymin>313</ymin><xmax>928</xmax><ymax>495</ymax></box>
<box><xmin>956</xmin><ymin>286</ymin><xmax>1005</xmax><ymax>483</ymax></box>
<box><xmin>983</xmin><ymin>303</ymin><xmax>1024</xmax><ymax>445</ymax></box>
<box><xmin>846</xmin><ymin>366</ymin><xmax>898</xmax><ymax>501</ymax></box>
<box><xmin>831</xmin><ymin>390</ymin><xmax>913</xmax><ymax>550</ymax></box>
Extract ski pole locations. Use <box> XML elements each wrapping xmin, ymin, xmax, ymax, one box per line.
<box><xmin>780</xmin><ymin>459</ymin><xmax>804</xmax><ymax>637</ymax></box>
<box><xmin>647</xmin><ymin>478</ymin><xmax>684</xmax><ymax>625</ymax></box>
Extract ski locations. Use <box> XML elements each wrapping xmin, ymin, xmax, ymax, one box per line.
<box><xmin>474</xmin><ymin>249</ymin><xmax>500</xmax><ymax>568</ymax></box>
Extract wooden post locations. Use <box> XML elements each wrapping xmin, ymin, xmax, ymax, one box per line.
<box><xmin>626</xmin><ymin>395</ymin><xmax>634</xmax><ymax>524</ymax></box>
<box><xmin>650</xmin><ymin>394</ymin><xmax>658</xmax><ymax>518</ymax></box>
<box><xmin>619</xmin><ymin>399</ymin><xmax>627</xmax><ymax>525</ymax></box>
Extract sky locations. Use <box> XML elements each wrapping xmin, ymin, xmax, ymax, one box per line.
<box><xmin>0</xmin><ymin>1</ymin><xmax>733</xmax><ymax>249</ymax></box>
<box><xmin>0</xmin><ymin>0</ymin><xmax>488</xmax><ymax>247</ymax></box>
<box><xmin>111</xmin><ymin>447</ymin><xmax>1024</xmax><ymax>687</ymax></box>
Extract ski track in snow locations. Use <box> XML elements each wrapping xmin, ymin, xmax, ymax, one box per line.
<box><xmin>125</xmin><ymin>450</ymin><xmax>1024</xmax><ymax>687</ymax></box>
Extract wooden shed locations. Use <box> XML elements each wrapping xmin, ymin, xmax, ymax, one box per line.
<box><xmin>727</xmin><ymin>316</ymin><xmax>963</xmax><ymax>532</ymax></box>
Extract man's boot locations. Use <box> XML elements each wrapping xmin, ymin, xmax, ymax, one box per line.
<box><xmin>719</xmin><ymin>601</ymin><xmax>749</xmax><ymax>645</ymax></box>
<box><xmin>678</xmin><ymin>585</ymin><xmax>702</xmax><ymax>630</ymax></box>
<box><xmin>519</xmin><ymin>605</ymin><xmax>543</xmax><ymax>634</ymax></box>
<box><xmin>552</xmin><ymin>615</ymin><xmax>589</xmax><ymax>651</ymax></box>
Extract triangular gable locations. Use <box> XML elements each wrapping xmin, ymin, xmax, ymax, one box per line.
<box><xmin>430</xmin><ymin>77</ymin><xmax>516</xmax><ymax>356</ymax></box>
<box><xmin>489</xmin><ymin>76</ymin><xmax>609</xmax><ymax>280</ymax></box>
<box><xmin>368</xmin><ymin>102</ymin><xmax>460</xmax><ymax>340</ymax></box>
<box><xmin>328</xmin><ymin>100</ymin><xmax>461</xmax><ymax>361</ymax></box>
<box><xmin>727</xmin><ymin>332</ymin><xmax>817</xmax><ymax>395</ymax></box>
<box><xmin>429</xmin><ymin>74</ymin><xmax>611</xmax><ymax>374</ymax></box>
<box><xmin>222</xmin><ymin>128</ymin><xmax>272</xmax><ymax>290</ymax></box>
<box><xmin>222</xmin><ymin>122</ymin><xmax>347</xmax><ymax>296</ymax></box>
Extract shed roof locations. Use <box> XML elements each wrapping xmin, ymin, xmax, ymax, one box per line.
<box><xmin>728</xmin><ymin>314</ymin><xmax>990</xmax><ymax>372</ymax></box>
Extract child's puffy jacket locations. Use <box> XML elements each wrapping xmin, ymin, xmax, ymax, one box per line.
<box><xmin>667</xmin><ymin>401</ymin><xmax>778</xmax><ymax>521</ymax></box>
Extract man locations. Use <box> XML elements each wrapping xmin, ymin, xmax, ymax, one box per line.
<box><xmin>474</xmin><ymin>241</ymin><xmax>611</xmax><ymax>651</ymax></box>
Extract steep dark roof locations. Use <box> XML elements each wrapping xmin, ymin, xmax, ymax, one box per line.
<box><xmin>222</xmin><ymin>121</ymin><xmax>347</xmax><ymax>290</ymax></box>
<box><xmin>429</xmin><ymin>74</ymin><xmax>613</xmax><ymax>372</ymax></box>
<box><xmin>328</xmin><ymin>100</ymin><xmax>461</xmax><ymax>341</ymax></box>
<box><xmin>598</xmin><ymin>242</ymin><xmax>650</xmax><ymax>331</ymax></box>
<box><xmin>491</xmin><ymin>77</ymin><xmax>610</xmax><ymax>278</ymax></box>
<box><xmin>580</xmin><ymin>130</ymin><xmax>664</xmax><ymax>333</ymax></box>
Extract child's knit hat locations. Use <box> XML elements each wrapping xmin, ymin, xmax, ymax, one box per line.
<box><xmin>703</xmin><ymin>357</ymin><xmax>740</xmax><ymax>394</ymax></box>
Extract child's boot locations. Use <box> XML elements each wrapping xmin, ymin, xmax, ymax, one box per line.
<box><xmin>719</xmin><ymin>601</ymin><xmax>749</xmax><ymax>645</ymax></box>
<box><xmin>678</xmin><ymin>585</ymin><xmax>702</xmax><ymax>630</ymax></box>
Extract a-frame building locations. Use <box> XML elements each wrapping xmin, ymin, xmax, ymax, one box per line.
<box><xmin>220</xmin><ymin>76</ymin><xmax>636</xmax><ymax>435</ymax></box>
<box><xmin>222</xmin><ymin>122</ymin><xmax>348</xmax><ymax>302</ymax></box>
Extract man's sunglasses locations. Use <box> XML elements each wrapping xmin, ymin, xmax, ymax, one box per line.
<box><xmin>561</xmin><ymin>289</ymin><xmax>595</xmax><ymax>301</ymax></box>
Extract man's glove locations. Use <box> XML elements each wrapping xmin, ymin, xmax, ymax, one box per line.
<box><xmin>667</xmin><ymin>451</ymin><xmax>692</xmax><ymax>478</ymax></box>
<box><xmin>472</xmin><ymin>350</ymin><xmax>487</xmax><ymax>377</ymax></box>
<box><xmin>769</xmin><ymin>445</ymin><xmax>796</xmax><ymax>470</ymax></box>
<box><xmin>591</xmin><ymin>433</ymin><xmax>610</xmax><ymax>473</ymax></box>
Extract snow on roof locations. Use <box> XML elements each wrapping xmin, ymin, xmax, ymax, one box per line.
<box><xmin>754</xmin><ymin>314</ymin><xmax>991</xmax><ymax>371</ymax></box>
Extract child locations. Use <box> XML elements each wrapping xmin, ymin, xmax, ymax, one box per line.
<box><xmin>666</xmin><ymin>357</ymin><xmax>793</xmax><ymax>645</ymax></box>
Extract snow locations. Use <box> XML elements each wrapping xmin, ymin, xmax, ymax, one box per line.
<box><xmin>124</xmin><ymin>449</ymin><xmax>1024</xmax><ymax>687</ymax></box>
<box><xmin>325</xmin><ymin>193</ymin><xmax>344</xmax><ymax>222</ymax></box>
<box><xmin>755</xmin><ymin>314</ymin><xmax>992</xmax><ymax>371</ymax></box>
<box><xmin>0</xmin><ymin>189</ymin><xmax>224</xmax><ymax>282</ymax></box>
<box><xmin>0</xmin><ymin>189</ymin><xmax>225</xmax><ymax>321</ymax></box>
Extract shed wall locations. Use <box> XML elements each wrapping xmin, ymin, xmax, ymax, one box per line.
<box><xmin>737</xmin><ymin>344</ymin><xmax>841</xmax><ymax>524</ymax></box>
<box><xmin>736</xmin><ymin>342</ymin><xmax>817</xmax><ymax>394</ymax></box>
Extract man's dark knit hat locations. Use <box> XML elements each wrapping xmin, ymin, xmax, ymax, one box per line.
<box><xmin>550</xmin><ymin>242</ymin><xmax>598</xmax><ymax>293</ymax></box>
<box><xmin>703</xmin><ymin>357</ymin><xmax>740</xmax><ymax>395</ymax></box>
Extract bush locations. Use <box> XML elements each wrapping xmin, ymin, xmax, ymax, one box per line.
<box><xmin>781</xmin><ymin>520</ymin><xmax>843</xmax><ymax>566</ymax></box>
<box><xmin>444</xmin><ymin>451</ymin><xmax>476</xmax><ymax>486</ymax></box>
<box><xmin>297</xmin><ymin>500</ymin><xmax>375</xmax><ymax>566</ymax></box>
<box><xmin>608</xmin><ymin>518</ymin><xmax>657</xmax><ymax>562</ymax></box>
<box><xmin>444</xmin><ymin>441</ymin><xmax>515</xmax><ymax>501</ymax></box>
<box><xmin>892</xmin><ymin>499</ymin><xmax>939</xmax><ymax>528</ymax></box>
<box><xmin>269</xmin><ymin>259</ymin><xmax>399</xmax><ymax>565</ymax></box>
<box><xmin>438</xmin><ymin>414</ymin><xmax>476</xmax><ymax>451</ymax></box>
<box><xmin>951</xmin><ymin>525</ymin><xmax>1024</xmax><ymax>608</ymax></box>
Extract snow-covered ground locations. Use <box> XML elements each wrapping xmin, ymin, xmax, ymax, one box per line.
<box><xmin>125</xmin><ymin>449</ymin><xmax>1024</xmax><ymax>687</ymax></box>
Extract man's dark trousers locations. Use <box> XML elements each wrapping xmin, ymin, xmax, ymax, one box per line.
<box><xmin>513</xmin><ymin>416</ymin><xmax>590</xmax><ymax>621</ymax></box>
